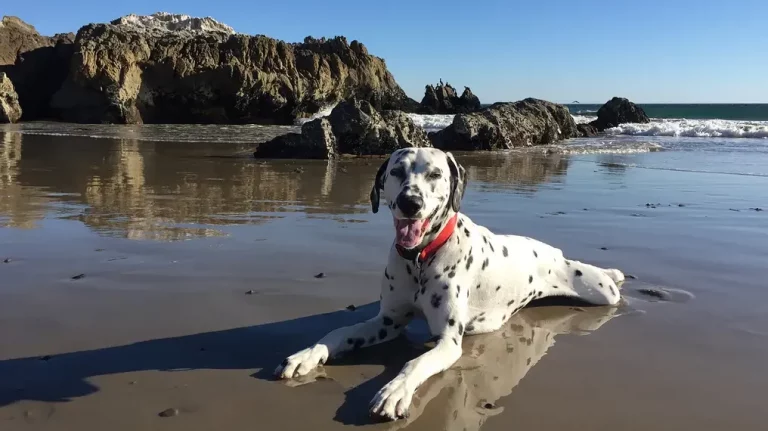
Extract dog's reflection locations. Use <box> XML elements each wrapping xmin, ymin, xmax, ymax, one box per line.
<box><xmin>382</xmin><ymin>305</ymin><xmax>624</xmax><ymax>431</ymax></box>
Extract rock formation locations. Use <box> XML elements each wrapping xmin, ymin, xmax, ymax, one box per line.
<box><xmin>429</xmin><ymin>98</ymin><xmax>578</xmax><ymax>150</ymax></box>
<box><xmin>254</xmin><ymin>99</ymin><xmax>430</xmax><ymax>159</ymax></box>
<box><xmin>50</xmin><ymin>16</ymin><xmax>419</xmax><ymax>124</ymax></box>
<box><xmin>109</xmin><ymin>12</ymin><xmax>236</xmax><ymax>34</ymax></box>
<box><xmin>576</xmin><ymin>123</ymin><xmax>599</xmax><ymax>137</ymax></box>
<box><xmin>0</xmin><ymin>72</ymin><xmax>22</xmax><ymax>122</ymax></box>
<box><xmin>0</xmin><ymin>16</ymin><xmax>74</xmax><ymax>120</ymax></box>
<box><xmin>589</xmin><ymin>97</ymin><xmax>649</xmax><ymax>131</ymax></box>
<box><xmin>420</xmin><ymin>82</ymin><xmax>481</xmax><ymax>114</ymax></box>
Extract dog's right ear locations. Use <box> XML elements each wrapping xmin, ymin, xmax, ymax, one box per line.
<box><xmin>369</xmin><ymin>156</ymin><xmax>390</xmax><ymax>213</ymax></box>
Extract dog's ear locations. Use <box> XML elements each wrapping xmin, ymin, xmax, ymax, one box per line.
<box><xmin>446</xmin><ymin>152</ymin><xmax>467</xmax><ymax>212</ymax></box>
<box><xmin>369</xmin><ymin>156</ymin><xmax>390</xmax><ymax>213</ymax></box>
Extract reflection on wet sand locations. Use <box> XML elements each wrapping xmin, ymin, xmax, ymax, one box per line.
<box><xmin>0</xmin><ymin>133</ymin><xmax>573</xmax><ymax>240</ymax></box>
<box><xmin>383</xmin><ymin>305</ymin><xmax>624</xmax><ymax>431</ymax></box>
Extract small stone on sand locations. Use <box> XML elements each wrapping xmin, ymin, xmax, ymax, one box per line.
<box><xmin>314</xmin><ymin>272</ymin><xmax>325</xmax><ymax>278</ymax></box>
<box><xmin>600</xmin><ymin>247</ymin><xmax>608</xmax><ymax>250</ymax></box>
<box><xmin>158</xmin><ymin>408</ymin><xmax>179</xmax><ymax>418</ymax></box>
<box><xmin>245</xmin><ymin>290</ymin><xmax>256</xmax><ymax>295</ymax></box>
<box><xmin>346</xmin><ymin>304</ymin><xmax>357</xmax><ymax>311</ymax></box>
<box><xmin>3</xmin><ymin>258</ymin><xmax>10</xmax><ymax>263</ymax></box>
<box><xmin>71</xmin><ymin>274</ymin><xmax>85</xmax><ymax>280</ymax></box>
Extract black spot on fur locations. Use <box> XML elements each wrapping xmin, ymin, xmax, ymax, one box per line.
<box><xmin>566</xmin><ymin>260</ymin><xmax>571</xmax><ymax>266</ymax></box>
<box><xmin>533</xmin><ymin>250</ymin><xmax>538</xmax><ymax>258</ymax></box>
<box><xmin>482</xmin><ymin>258</ymin><xmax>489</xmax><ymax>270</ymax></box>
<box><xmin>464</xmin><ymin>227</ymin><xmax>470</xmax><ymax>237</ymax></box>
<box><xmin>575</xmin><ymin>269</ymin><xmax>583</xmax><ymax>277</ymax></box>
<box><xmin>457</xmin><ymin>219</ymin><xmax>463</xmax><ymax>228</ymax></box>
<box><xmin>458</xmin><ymin>323</ymin><xmax>464</xmax><ymax>335</ymax></box>
<box><xmin>552</xmin><ymin>285</ymin><xmax>559</xmax><ymax>289</ymax></box>
<box><xmin>507</xmin><ymin>299</ymin><xmax>515</xmax><ymax>306</ymax></box>
<box><xmin>466</xmin><ymin>324</ymin><xmax>475</xmax><ymax>332</ymax></box>
<box><xmin>599</xmin><ymin>282</ymin><xmax>603</xmax><ymax>287</ymax></box>
<box><xmin>420</xmin><ymin>286</ymin><xmax>426</xmax><ymax>295</ymax></box>
<box><xmin>488</xmin><ymin>242</ymin><xmax>495</xmax><ymax>253</ymax></box>
<box><xmin>443</xmin><ymin>266</ymin><xmax>450</xmax><ymax>272</ymax></box>
<box><xmin>434</xmin><ymin>274</ymin><xmax>440</xmax><ymax>279</ymax></box>
<box><xmin>406</xmin><ymin>265</ymin><xmax>412</xmax><ymax>275</ymax></box>
<box><xmin>537</xmin><ymin>291</ymin><xmax>543</xmax><ymax>297</ymax></box>
<box><xmin>282</xmin><ymin>359</ymin><xmax>288</xmax><ymax>367</ymax></box>
<box><xmin>347</xmin><ymin>338</ymin><xmax>354</xmax><ymax>345</ymax></box>
<box><xmin>353</xmin><ymin>338</ymin><xmax>365</xmax><ymax>349</ymax></box>
<box><xmin>431</xmin><ymin>293</ymin><xmax>443</xmax><ymax>308</ymax></box>
<box><xmin>453</xmin><ymin>337</ymin><xmax>458</xmax><ymax>346</ymax></box>
<box><xmin>496</xmin><ymin>285</ymin><xmax>501</xmax><ymax>291</ymax></box>
<box><xmin>483</xmin><ymin>236</ymin><xmax>488</xmax><ymax>244</ymax></box>
<box><xmin>405</xmin><ymin>311</ymin><xmax>414</xmax><ymax>318</ymax></box>
<box><xmin>448</xmin><ymin>271</ymin><xmax>456</xmax><ymax>278</ymax></box>
<box><xmin>413</xmin><ymin>276</ymin><xmax>419</xmax><ymax>284</ymax></box>
<box><xmin>478</xmin><ymin>317</ymin><xmax>486</xmax><ymax>322</ymax></box>
<box><xmin>443</xmin><ymin>284</ymin><xmax>449</xmax><ymax>290</ymax></box>
<box><xmin>529</xmin><ymin>275</ymin><xmax>533</xmax><ymax>283</ymax></box>
<box><xmin>394</xmin><ymin>324</ymin><xmax>401</xmax><ymax>329</ymax></box>
<box><xmin>502</xmin><ymin>246</ymin><xmax>508</xmax><ymax>257</ymax></box>
<box><xmin>610</xmin><ymin>285</ymin><xmax>617</xmax><ymax>296</ymax></box>
<box><xmin>548</xmin><ymin>269</ymin><xmax>551</xmax><ymax>274</ymax></box>
<box><xmin>384</xmin><ymin>268</ymin><xmax>390</xmax><ymax>279</ymax></box>
<box><xmin>390</xmin><ymin>285</ymin><xmax>394</xmax><ymax>291</ymax></box>
<box><xmin>448</xmin><ymin>318</ymin><xmax>455</xmax><ymax>326</ymax></box>
<box><xmin>465</xmin><ymin>255</ymin><xmax>474</xmax><ymax>270</ymax></box>
<box><xmin>379</xmin><ymin>329</ymin><xmax>387</xmax><ymax>340</ymax></box>
<box><xmin>476</xmin><ymin>283</ymin><xmax>481</xmax><ymax>289</ymax></box>
<box><xmin>368</xmin><ymin>336</ymin><xmax>376</xmax><ymax>344</ymax></box>
<box><xmin>383</xmin><ymin>316</ymin><xmax>394</xmax><ymax>326</ymax></box>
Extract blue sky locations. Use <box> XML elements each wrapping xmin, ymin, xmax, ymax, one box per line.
<box><xmin>6</xmin><ymin>0</ymin><xmax>768</xmax><ymax>103</ymax></box>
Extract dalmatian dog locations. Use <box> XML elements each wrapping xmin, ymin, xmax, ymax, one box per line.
<box><xmin>275</xmin><ymin>147</ymin><xmax>625</xmax><ymax>421</ymax></box>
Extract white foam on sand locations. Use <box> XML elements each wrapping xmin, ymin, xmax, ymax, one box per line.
<box><xmin>111</xmin><ymin>12</ymin><xmax>236</xmax><ymax>34</ymax></box>
<box><xmin>606</xmin><ymin>118</ymin><xmax>768</xmax><ymax>139</ymax></box>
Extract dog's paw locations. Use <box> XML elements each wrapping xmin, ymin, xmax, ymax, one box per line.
<box><xmin>369</xmin><ymin>376</ymin><xmax>413</xmax><ymax>421</ymax></box>
<box><xmin>274</xmin><ymin>345</ymin><xmax>329</xmax><ymax>379</ymax></box>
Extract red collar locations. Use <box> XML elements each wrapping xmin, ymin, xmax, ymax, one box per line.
<box><xmin>396</xmin><ymin>214</ymin><xmax>458</xmax><ymax>263</ymax></box>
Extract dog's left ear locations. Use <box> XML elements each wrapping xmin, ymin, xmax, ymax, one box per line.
<box><xmin>446</xmin><ymin>152</ymin><xmax>467</xmax><ymax>212</ymax></box>
<box><xmin>369</xmin><ymin>156</ymin><xmax>390</xmax><ymax>213</ymax></box>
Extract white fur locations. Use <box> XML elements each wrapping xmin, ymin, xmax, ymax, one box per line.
<box><xmin>275</xmin><ymin>148</ymin><xmax>624</xmax><ymax>421</ymax></box>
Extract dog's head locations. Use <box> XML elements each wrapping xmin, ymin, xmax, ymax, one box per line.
<box><xmin>370</xmin><ymin>148</ymin><xmax>467</xmax><ymax>250</ymax></box>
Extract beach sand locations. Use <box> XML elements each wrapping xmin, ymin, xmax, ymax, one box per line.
<box><xmin>1</xmin><ymin>131</ymin><xmax>767</xmax><ymax>430</ymax></box>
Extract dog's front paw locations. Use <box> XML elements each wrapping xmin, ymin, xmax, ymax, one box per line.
<box><xmin>369</xmin><ymin>376</ymin><xmax>413</xmax><ymax>421</ymax></box>
<box><xmin>274</xmin><ymin>345</ymin><xmax>329</xmax><ymax>379</ymax></box>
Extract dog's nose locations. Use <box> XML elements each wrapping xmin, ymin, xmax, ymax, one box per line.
<box><xmin>396</xmin><ymin>194</ymin><xmax>423</xmax><ymax>217</ymax></box>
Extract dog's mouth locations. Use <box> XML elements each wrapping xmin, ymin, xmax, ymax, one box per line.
<box><xmin>394</xmin><ymin>218</ymin><xmax>430</xmax><ymax>249</ymax></box>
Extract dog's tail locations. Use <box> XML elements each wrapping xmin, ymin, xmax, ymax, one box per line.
<box><xmin>604</xmin><ymin>268</ymin><xmax>625</xmax><ymax>287</ymax></box>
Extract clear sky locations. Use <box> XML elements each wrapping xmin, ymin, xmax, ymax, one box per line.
<box><xmin>5</xmin><ymin>0</ymin><xmax>768</xmax><ymax>104</ymax></box>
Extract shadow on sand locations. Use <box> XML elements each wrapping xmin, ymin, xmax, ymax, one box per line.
<box><xmin>0</xmin><ymin>299</ymin><xmax>628</xmax><ymax>430</ymax></box>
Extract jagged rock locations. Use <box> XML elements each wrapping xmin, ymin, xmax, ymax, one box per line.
<box><xmin>0</xmin><ymin>72</ymin><xmax>22</xmax><ymax>123</ymax></box>
<box><xmin>429</xmin><ymin>98</ymin><xmax>578</xmax><ymax>150</ymax></box>
<box><xmin>0</xmin><ymin>16</ymin><xmax>74</xmax><ymax>120</ymax></box>
<box><xmin>576</xmin><ymin>123</ymin><xmax>599</xmax><ymax>137</ymax></box>
<box><xmin>110</xmin><ymin>12</ymin><xmax>236</xmax><ymax>34</ymax></box>
<box><xmin>254</xmin><ymin>100</ymin><xmax>430</xmax><ymax>159</ymax></box>
<box><xmin>50</xmin><ymin>15</ymin><xmax>418</xmax><ymax>124</ymax></box>
<box><xmin>589</xmin><ymin>97</ymin><xmax>649</xmax><ymax>131</ymax></box>
<box><xmin>419</xmin><ymin>82</ymin><xmax>481</xmax><ymax>114</ymax></box>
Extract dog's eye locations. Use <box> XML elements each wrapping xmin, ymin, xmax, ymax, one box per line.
<box><xmin>389</xmin><ymin>167</ymin><xmax>405</xmax><ymax>178</ymax></box>
<box><xmin>427</xmin><ymin>171</ymin><xmax>442</xmax><ymax>180</ymax></box>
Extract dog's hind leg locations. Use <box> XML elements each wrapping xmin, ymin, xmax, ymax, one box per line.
<box><xmin>542</xmin><ymin>258</ymin><xmax>624</xmax><ymax>306</ymax></box>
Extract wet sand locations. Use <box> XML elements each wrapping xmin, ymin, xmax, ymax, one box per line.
<box><xmin>1</xmin><ymin>130</ymin><xmax>767</xmax><ymax>430</ymax></box>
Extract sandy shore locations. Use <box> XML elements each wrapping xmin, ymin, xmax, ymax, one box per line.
<box><xmin>2</xmin><ymin>131</ymin><xmax>767</xmax><ymax>430</ymax></box>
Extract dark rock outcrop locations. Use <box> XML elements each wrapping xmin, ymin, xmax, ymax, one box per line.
<box><xmin>0</xmin><ymin>72</ymin><xmax>22</xmax><ymax>123</ymax></box>
<box><xmin>589</xmin><ymin>97</ymin><xmax>649</xmax><ymax>131</ymax></box>
<box><xmin>50</xmin><ymin>21</ymin><xmax>418</xmax><ymax>124</ymax></box>
<box><xmin>419</xmin><ymin>82</ymin><xmax>481</xmax><ymax>114</ymax></box>
<box><xmin>429</xmin><ymin>98</ymin><xmax>578</xmax><ymax>151</ymax></box>
<box><xmin>254</xmin><ymin>99</ymin><xmax>430</xmax><ymax>159</ymax></box>
<box><xmin>576</xmin><ymin>123</ymin><xmax>599</xmax><ymax>137</ymax></box>
<box><xmin>0</xmin><ymin>16</ymin><xmax>74</xmax><ymax>120</ymax></box>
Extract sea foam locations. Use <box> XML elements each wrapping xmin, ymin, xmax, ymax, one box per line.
<box><xmin>605</xmin><ymin>118</ymin><xmax>768</xmax><ymax>139</ymax></box>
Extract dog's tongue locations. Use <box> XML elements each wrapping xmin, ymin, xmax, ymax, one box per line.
<box><xmin>395</xmin><ymin>219</ymin><xmax>429</xmax><ymax>249</ymax></box>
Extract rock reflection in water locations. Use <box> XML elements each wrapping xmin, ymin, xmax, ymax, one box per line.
<box><xmin>0</xmin><ymin>133</ymin><xmax>572</xmax><ymax>240</ymax></box>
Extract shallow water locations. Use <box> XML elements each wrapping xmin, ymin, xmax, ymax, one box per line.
<box><xmin>1</xmin><ymin>128</ymin><xmax>767</xmax><ymax>430</ymax></box>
